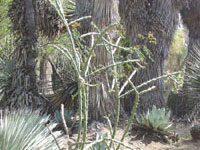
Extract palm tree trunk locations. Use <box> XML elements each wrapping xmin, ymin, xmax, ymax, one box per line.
<box><xmin>90</xmin><ymin>0</ymin><xmax>121</xmax><ymax>121</ymax></box>
<box><xmin>76</xmin><ymin>0</ymin><xmax>121</xmax><ymax>121</ymax></box>
<box><xmin>2</xmin><ymin>0</ymin><xmax>45</xmax><ymax>109</ymax></box>
<box><xmin>119</xmin><ymin>0</ymin><xmax>179</xmax><ymax>113</ymax></box>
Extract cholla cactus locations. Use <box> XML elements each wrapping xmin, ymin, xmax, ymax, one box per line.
<box><xmin>135</xmin><ymin>105</ymin><xmax>174</xmax><ymax>135</ymax></box>
<box><xmin>0</xmin><ymin>109</ymin><xmax>65</xmax><ymax>150</ymax></box>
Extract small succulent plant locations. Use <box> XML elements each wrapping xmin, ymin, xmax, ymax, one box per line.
<box><xmin>190</xmin><ymin>123</ymin><xmax>200</xmax><ymax>140</ymax></box>
<box><xmin>54</xmin><ymin>109</ymin><xmax>74</xmax><ymax>127</ymax></box>
<box><xmin>88</xmin><ymin>133</ymin><xmax>108</xmax><ymax>150</ymax></box>
<box><xmin>135</xmin><ymin>105</ymin><xmax>174</xmax><ymax>135</ymax></box>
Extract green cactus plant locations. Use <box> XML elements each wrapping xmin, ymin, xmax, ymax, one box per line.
<box><xmin>135</xmin><ymin>105</ymin><xmax>175</xmax><ymax>136</ymax></box>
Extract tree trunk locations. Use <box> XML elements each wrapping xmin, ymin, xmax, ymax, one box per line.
<box><xmin>180</xmin><ymin>0</ymin><xmax>200</xmax><ymax>115</ymax></box>
<box><xmin>119</xmin><ymin>0</ymin><xmax>179</xmax><ymax>113</ymax></box>
<box><xmin>76</xmin><ymin>0</ymin><xmax>121</xmax><ymax>121</ymax></box>
<box><xmin>76</xmin><ymin>0</ymin><xmax>92</xmax><ymax>35</ymax></box>
<box><xmin>2</xmin><ymin>0</ymin><xmax>46</xmax><ymax>109</ymax></box>
<box><xmin>89</xmin><ymin>0</ymin><xmax>121</xmax><ymax>121</ymax></box>
<box><xmin>39</xmin><ymin>56</ymin><xmax>53</xmax><ymax>95</ymax></box>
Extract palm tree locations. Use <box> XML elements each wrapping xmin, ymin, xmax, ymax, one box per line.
<box><xmin>119</xmin><ymin>0</ymin><xmax>180</xmax><ymax>113</ymax></box>
<box><xmin>2</xmin><ymin>0</ymin><xmax>64</xmax><ymax>109</ymax></box>
<box><xmin>3</xmin><ymin>0</ymin><xmax>42</xmax><ymax>109</ymax></box>
<box><xmin>76</xmin><ymin>0</ymin><xmax>121</xmax><ymax>121</ymax></box>
<box><xmin>180</xmin><ymin>0</ymin><xmax>200</xmax><ymax>115</ymax></box>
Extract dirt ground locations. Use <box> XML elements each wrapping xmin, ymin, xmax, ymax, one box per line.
<box><xmin>72</xmin><ymin>121</ymin><xmax>200</xmax><ymax>150</ymax></box>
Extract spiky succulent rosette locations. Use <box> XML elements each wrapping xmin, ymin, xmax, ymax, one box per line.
<box><xmin>135</xmin><ymin>105</ymin><xmax>174</xmax><ymax>135</ymax></box>
<box><xmin>0</xmin><ymin>109</ymin><xmax>65</xmax><ymax>150</ymax></box>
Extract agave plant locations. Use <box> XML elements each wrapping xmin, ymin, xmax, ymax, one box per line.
<box><xmin>135</xmin><ymin>105</ymin><xmax>174</xmax><ymax>135</ymax></box>
<box><xmin>86</xmin><ymin>133</ymin><xmax>109</xmax><ymax>150</ymax></box>
<box><xmin>0</xmin><ymin>109</ymin><xmax>65</xmax><ymax>150</ymax></box>
<box><xmin>54</xmin><ymin>109</ymin><xmax>74</xmax><ymax>127</ymax></box>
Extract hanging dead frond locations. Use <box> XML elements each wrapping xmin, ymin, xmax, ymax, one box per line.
<box><xmin>48</xmin><ymin>53</ymin><xmax>78</xmax><ymax>112</ymax></box>
<box><xmin>36</xmin><ymin>0</ymin><xmax>75</xmax><ymax>40</ymax></box>
<box><xmin>49</xmin><ymin>81</ymin><xmax>78</xmax><ymax>112</ymax></box>
<box><xmin>8</xmin><ymin>0</ymin><xmax>24</xmax><ymax>36</ymax></box>
<box><xmin>180</xmin><ymin>0</ymin><xmax>200</xmax><ymax>119</ymax></box>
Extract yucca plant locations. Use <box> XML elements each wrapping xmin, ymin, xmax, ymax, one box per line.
<box><xmin>36</xmin><ymin>0</ymin><xmax>76</xmax><ymax>40</ymax></box>
<box><xmin>135</xmin><ymin>105</ymin><xmax>174</xmax><ymax>136</ymax></box>
<box><xmin>0</xmin><ymin>37</ymin><xmax>15</xmax><ymax>100</ymax></box>
<box><xmin>0</xmin><ymin>109</ymin><xmax>65</xmax><ymax>150</ymax></box>
<box><xmin>0</xmin><ymin>55</ymin><xmax>15</xmax><ymax>97</ymax></box>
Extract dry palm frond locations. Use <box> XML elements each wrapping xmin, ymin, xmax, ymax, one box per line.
<box><xmin>50</xmin><ymin>82</ymin><xmax>78</xmax><ymax>112</ymax></box>
<box><xmin>8</xmin><ymin>0</ymin><xmax>24</xmax><ymax>36</ymax></box>
<box><xmin>36</xmin><ymin>0</ymin><xmax>76</xmax><ymax>40</ymax></box>
<box><xmin>48</xmin><ymin>54</ymin><xmax>78</xmax><ymax>112</ymax></box>
<box><xmin>181</xmin><ymin>43</ymin><xmax>200</xmax><ymax>119</ymax></box>
<box><xmin>180</xmin><ymin>0</ymin><xmax>200</xmax><ymax>119</ymax></box>
<box><xmin>9</xmin><ymin>0</ymin><xmax>75</xmax><ymax>39</ymax></box>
